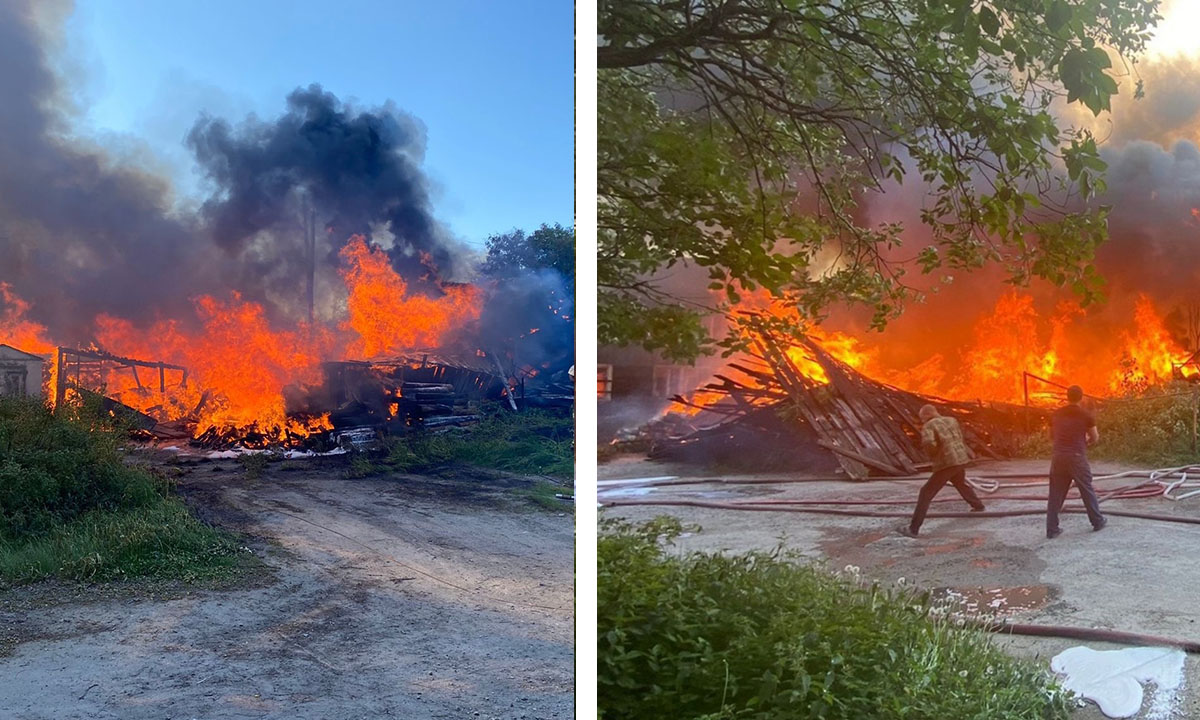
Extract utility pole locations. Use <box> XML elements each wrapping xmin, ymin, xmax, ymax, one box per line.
<box><xmin>304</xmin><ymin>199</ymin><xmax>316</xmax><ymax>327</ymax></box>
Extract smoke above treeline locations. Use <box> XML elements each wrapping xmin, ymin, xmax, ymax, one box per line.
<box><xmin>819</xmin><ymin>50</ymin><xmax>1200</xmax><ymax>372</ymax></box>
<box><xmin>0</xmin><ymin>0</ymin><xmax>570</xmax><ymax>368</ymax></box>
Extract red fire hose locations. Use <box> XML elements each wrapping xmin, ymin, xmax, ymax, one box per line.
<box><xmin>601</xmin><ymin>472</ymin><xmax>1200</xmax><ymax>652</ymax></box>
<box><xmin>979</xmin><ymin>621</ymin><xmax>1200</xmax><ymax>653</ymax></box>
<box><xmin>600</xmin><ymin>497</ymin><xmax>1200</xmax><ymax>526</ymax></box>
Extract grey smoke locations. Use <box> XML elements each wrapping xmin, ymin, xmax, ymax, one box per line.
<box><xmin>0</xmin><ymin>0</ymin><xmax>471</xmax><ymax>345</ymax></box>
<box><xmin>0</xmin><ymin>0</ymin><xmax>220</xmax><ymax>339</ymax></box>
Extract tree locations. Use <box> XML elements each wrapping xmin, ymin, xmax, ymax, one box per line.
<box><xmin>482</xmin><ymin>223</ymin><xmax>576</xmax><ymax>294</ymax></box>
<box><xmin>598</xmin><ymin>0</ymin><xmax>1162</xmax><ymax>361</ymax></box>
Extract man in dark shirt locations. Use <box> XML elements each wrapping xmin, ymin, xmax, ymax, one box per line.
<box><xmin>1046</xmin><ymin>385</ymin><xmax>1106</xmax><ymax>539</ymax></box>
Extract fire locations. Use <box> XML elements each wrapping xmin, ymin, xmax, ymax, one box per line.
<box><xmin>945</xmin><ymin>292</ymin><xmax>1059</xmax><ymax>402</ymax></box>
<box><xmin>785</xmin><ymin>327</ymin><xmax>874</xmax><ymax>384</ymax></box>
<box><xmin>96</xmin><ymin>293</ymin><xmax>328</xmax><ymax>438</ymax></box>
<box><xmin>340</xmin><ymin>236</ymin><xmax>481</xmax><ymax>357</ymax></box>
<box><xmin>1107</xmin><ymin>295</ymin><xmax>1180</xmax><ymax>393</ymax></box>
<box><xmin>869</xmin><ymin>292</ymin><xmax>1188</xmax><ymax>404</ymax></box>
<box><xmin>671</xmin><ymin>288</ymin><xmax>1196</xmax><ymax>419</ymax></box>
<box><xmin>1</xmin><ymin>234</ymin><xmax>485</xmax><ymax>445</ymax></box>
<box><xmin>1</xmin><ymin>282</ymin><xmax>58</xmax><ymax>397</ymax></box>
<box><xmin>0</xmin><ymin>283</ymin><xmax>56</xmax><ymax>355</ymax></box>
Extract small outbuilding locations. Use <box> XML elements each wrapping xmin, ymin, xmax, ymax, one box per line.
<box><xmin>0</xmin><ymin>344</ymin><xmax>47</xmax><ymax>398</ymax></box>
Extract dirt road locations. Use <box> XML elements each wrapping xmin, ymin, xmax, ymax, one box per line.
<box><xmin>601</xmin><ymin>455</ymin><xmax>1200</xmax><ymax>720</ymax></box>
<box><xmin>0</xmin><ymin>456</ymin><xmax>574</xmax><ymax>720</ymax></box>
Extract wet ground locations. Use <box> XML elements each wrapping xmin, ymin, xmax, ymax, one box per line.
<box><xmin>600</xmin><ymin>455</ymin><xmax>1200</xmax><ymax>719</ymax></box>
<box><xmin>0</xmin><ymin>454</ymin><xmax>575</xmax><ymax>720</ymax></box>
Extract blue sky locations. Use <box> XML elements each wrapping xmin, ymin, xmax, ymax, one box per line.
<box><xmin>64</xmin><ymin>0</ymin><xmax>574</xmax><ymax>248</ymax></box>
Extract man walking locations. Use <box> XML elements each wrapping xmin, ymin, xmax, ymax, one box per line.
<box><xmin>898</xmin><ymin>404</ymin><xmax>985</xmax><ymax>538</ymax></box>
<box><xmin>1046</xmin><ymin>385</ymin><xmax>1106</xmax><ymax>539</ymax></box>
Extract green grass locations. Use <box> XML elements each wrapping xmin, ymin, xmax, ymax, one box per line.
<box><xmin>380</xmin><ymin>404</ymin><xmax>574</xmax><ymax>479</ymax></box>
<box><xmin>0</xmin><ymin>501</ymin><xmax>242</xmax><ymax>583</ymax></box>
<box><xmin>0</xmin><ymin>395</ymin><xmax>245</xmax><ymax>585</ymax></box>
<box><xmin>518</xmin><ymin>479</ymin><xmax>573</xmax><ymax>510</ymax></box>
<box><xmin>237</xmin><ymin>452</ymin><xmax>270</xmax><ymax>480</ymax></box>
<box><xmin>1015</xmin><ymin>382</ymin><xmax>1200</xmax><ymax>466</ymax></box>
<box><xmin>599</xmin><ymin>517</ymin><xmax>1072</xmax><ymax>720</ymax></box>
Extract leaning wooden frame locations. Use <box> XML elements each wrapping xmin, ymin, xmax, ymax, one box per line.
<box><xmin>661</xmin><ymin>318</ymin><xmax>1044</xmax><ymax>478</ymax></box>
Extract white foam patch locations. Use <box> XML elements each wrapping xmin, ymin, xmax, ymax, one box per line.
<box><xmin>596</xmin><ymin>476</ymin><xmax>677</xmax><ymax>487</ymax></box>
<box><xmin>283</xmin><ymin>448</ymin><xmax>347</xmax><ymax>458</ymax></box>
<box><xmin>597</xmin><ymin>486</ymin><xmax>656</xmax><ymax>498</ymax></box>
<box><xmin>1051</xmin><ymin>646</ymin><xmax>1186</xmax><ymax>719</ymax></box>
<box><xmin>204</xmin><ymin>447</ymin><xmax>348</xmax><ymax>459</ymax></box>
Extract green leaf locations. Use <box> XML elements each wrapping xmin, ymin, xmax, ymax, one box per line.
<box><xmin>1047</xmin><ymin>0</ymin><xmax>1072</xmax><ymax>32</ymax></box>
<box><xmin>979</xmin><ymin>6</ymin><xmax>1000</xmax><ymax>37</ymax></box>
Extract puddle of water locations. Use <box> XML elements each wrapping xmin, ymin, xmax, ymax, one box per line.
<box><xmin>934</xmin><ymin>584</ymin><xmax>1053</xmax><ymax>615</ymax></box>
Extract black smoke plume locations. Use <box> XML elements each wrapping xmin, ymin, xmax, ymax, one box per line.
<box><xmin>188</xmin><ymin>84</ymin><xmax>470</xmax><ymax>288</ymax></box>
<box><xmin>0</xmin><ymin>0</ymin><xmax>470</xmax><ymax>344</ymax></box>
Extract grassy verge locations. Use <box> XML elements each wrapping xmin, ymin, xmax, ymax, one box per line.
<box><xmin>0</xmin><ymin>395</ymin><xmax>244</xmax><ymax>585</ymax></box>
<box><xmin>1015</xmin><ymin>382</ymin><xmax>1200</xmax><ymax>466</ymax></box>
<box><xmin>599</xmin><ymin>517</ymin><xmax>1072</xmax><ymax>720</ymax></box>
<box><xmin>370</xmin><ymin>404</ymin><xmax>574</xmax><ymax>479</ymax></box>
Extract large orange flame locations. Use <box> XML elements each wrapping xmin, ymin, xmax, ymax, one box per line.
<box><xmin>95</xmin><ymin>294</ymin><xmax>329</xmax><ymax>438</ymax></box>
<box><xmin>1</xmin><ymin>234</ymin><xmax>483</xmax><ymax>443</ymax></box>
<box><xmin>0</xmin><ymin>283</ymin><xmax>56</xmax><ymax>355</ymax></box>
<box><xmin>339</xmin><ymin>236</ymin><xmax>481</xmax><ymax>357</ymax></box>
<box><xmin>672</xmin><ymin>288</ymin><xmax>1195</xmax><ymax>419</ymax></box>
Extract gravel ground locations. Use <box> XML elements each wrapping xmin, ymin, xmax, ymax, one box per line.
<box><xmin>0</xmin><ymin>455</ymin><xmax>575</xmax><ymax>720</ymax></box>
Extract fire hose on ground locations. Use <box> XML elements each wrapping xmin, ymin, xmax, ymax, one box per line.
<box><xmin>599</xmin><ymin>497</ymin><xmax>1200</xmax><ymax>526</ymax></box>
<box><xmin>596</xmin><ymin>464</ymin><xmax>1200</xmax><ymax>490</ymax></box>
<box><xmin>978</xmin><ymin>621</ymin><xmax>1200</xmax><ymax>654</ymax></box>
<box><xmin>599</xmin><ymin>466</ymin><xmax>1200</xmax><ymax>651</ymax></box>
<box><xmin>598</xmin><ymin>465</ymin><xmax>1200</xmax><ymax>510</ymax></box>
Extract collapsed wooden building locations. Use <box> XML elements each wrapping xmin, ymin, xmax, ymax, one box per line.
<box><xmin>634</xmin><ymin>325</ymin><xmax>1043</xmax><ymax>478</ymax></box>
<box><xmin>52</xmin><ymin>345</ymin><xmax>573</xmax><ymax>449</ymax></box>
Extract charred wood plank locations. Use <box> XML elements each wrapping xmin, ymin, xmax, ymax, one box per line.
<box><xmin>816</xmin><ymin>440</ymin><xmax>905</xmax><ymax>476</ymax></box>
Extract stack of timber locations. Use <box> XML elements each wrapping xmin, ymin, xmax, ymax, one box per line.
<box><xmin>648</xmin><ymin>324</ymin><xmax>1045</xmax><ymax>478</ymax></box>
<box><xmin>323</xmin><ymin>354</ymin><xmax>505</xmax><ymax>432</ymax></box>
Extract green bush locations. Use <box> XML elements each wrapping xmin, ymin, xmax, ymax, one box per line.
<box><xmin>237</xmin><ymin>452</ymin><xmax>270</xmax><ymax>480</ymax></box>
<box><xmin>1016</xmin><ymin>383</ymin><xmax>1200</xmax><ymax>466</ymax></box>
<box><xmin>0</xmin><ymin>395</ymin><xmax>161</xmax><ymax>537</ymax></box>
<box><xmin>383</xmin><ymin>404</ymin><xmax>573</xmax><ymax>478</ymax></box>
<box><xmin>0</xmin><ymin>395</ymin><xmax>243</xmax><ymax>584</ymax></box>
<box><xmin>598</xmin><ymin>517</ymin><xmax>1071</xmax><ymax>720</ymax></box>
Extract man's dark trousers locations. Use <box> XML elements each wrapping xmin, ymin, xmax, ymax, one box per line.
<box><xmin>1047</xmin><ymin>453</ymin><xmax>1105</xmax><ymax>535</ymax></box>
<box><xmin>909</xmin><ymin>465</ymin><xmax>984</xmax><ymax>533</ymax></box>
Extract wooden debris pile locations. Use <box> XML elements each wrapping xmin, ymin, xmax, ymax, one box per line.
<box><xmin>322</xmin><ymin>354</ymin><xmax>506</xmax><ymax>434</ymax></box>
<box><xmin>647</xmin><ymin>325</ymin><xmax>1045</xmax><ymax>477</ymax></box>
